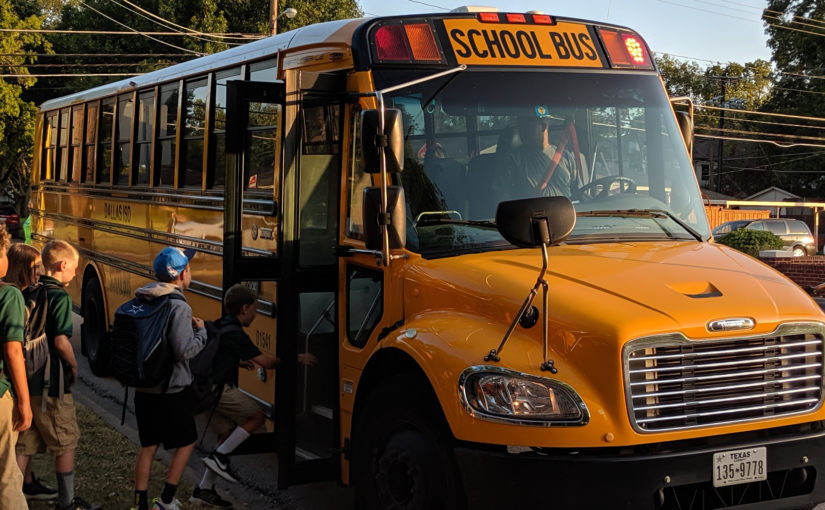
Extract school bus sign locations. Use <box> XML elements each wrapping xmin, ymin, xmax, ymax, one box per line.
<box><xmin>443</xmin><ymin>19</ymin><xmax>604</xmax><ymax>67</ymax></box>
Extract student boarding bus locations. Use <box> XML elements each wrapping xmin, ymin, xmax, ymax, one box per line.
<box><xmin>31</xmin><ymin>6</ymin><xmax>825</xmax><ymax>509</ymax></box>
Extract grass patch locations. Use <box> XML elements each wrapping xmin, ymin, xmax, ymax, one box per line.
<box><xmin>29</xmin><ymin>402</ymin><xmax>197</xmax><ymax>509</ymax></box>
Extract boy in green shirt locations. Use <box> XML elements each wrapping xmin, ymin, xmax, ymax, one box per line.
<box><xmin>15</xmin><ymin>240</ymin><xmax>99</xmax><ymax>510</ymax></box>
<box><xmin>0</xmin><ymin>224</ymin><xmax>32</xmax><ymax>508</ymax></box>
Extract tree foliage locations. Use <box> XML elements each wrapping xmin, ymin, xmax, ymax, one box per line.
<box><xmin>756</xmin><ymin>0</ymin><xmax>825</xmax><ymax>198</ymax></box>
<box><xmin>716</xmin><ymin>228</ymin><xmax>785</xmax><ymax>257</ymax></box>
<box><xmin>0</xmin><ymin>0</ymin><xmax>48</xmax><ymax>211</ymax></box>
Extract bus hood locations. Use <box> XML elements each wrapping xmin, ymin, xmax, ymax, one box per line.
<box><xmin>403</xmin><ymin>240</ymin><xmax>824</xmax><ymax>345</ymax></box>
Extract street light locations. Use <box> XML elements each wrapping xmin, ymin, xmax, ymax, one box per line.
<box><xmin>269</xmin><ymin>4</ymin><xmax>297</xmax><ymax>36</ymax></box>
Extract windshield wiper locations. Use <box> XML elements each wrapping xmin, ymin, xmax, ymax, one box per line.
<box><xmin>415</xmin><ymin>218</ymin><xmax>497</xmax><ymax>228</ymax></box>
<box><xmin>577</xmin><ymin>209</ymin><xmax>704</xmax><ymax>241</ymax></box>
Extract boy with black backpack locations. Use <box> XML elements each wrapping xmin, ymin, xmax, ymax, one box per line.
<box><xmin>14</xmin><ymin>240</ymin><xmax>100</xmax><ymax>510</ymax></box>
<box><xmin>191</xmin><ymin>283</ymin><xmax>316</xmax><ymax>508</ymax></box>
<box><xmin>130</xmin><ymin>247</ymin><xmax>207</xmax><ymax>510</ymax></box>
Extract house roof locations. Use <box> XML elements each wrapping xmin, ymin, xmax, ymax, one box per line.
<box><xmin>744</xmin><ymin>186</ymin><xmax>800</xmax><ymax>201</ymax></box>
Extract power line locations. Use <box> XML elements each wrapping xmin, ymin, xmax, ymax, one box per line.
<box><xmin>0</xmin><ymin>28</ymin><xmax>257</xmax><ymax>37</ymax></box>
<box><xmin>695</xmin><ymin>112</ymin><xmax>825</xmax><ymax>131</ymax></box>
<box><xmin>77</xmin><ymin>0</ymin><xmax>203</xmax><ymax>55</ymax></box>
<box><xmin>697</xmin><ymin>125</ymin><xmax>825</xmax><ymax>143</ymax></box>
<box><xmin>115</xmin><ymin>0</ymin><xmax>257</xmax><ymax>41</ymax></box>
<box><xmin>696</xmin><ymin>133</ymin><xmax>825</xmax><ymax>149</ymax></box>
<box><xmin>0</xmin><ymin>52</ymin><xmax>195</xmax><ymax>58</ymax></box>
<box><xmin>655</xmin><ymin>0</ymin><xmax>761</xmax><ymax>23</ymax></box>
<box><xmin>5</xmin><ymin>62</ymin><xmax>168</xmax><ymax>68</ymax></box>
<box><xmin>105</xmin><ymin>0</ymin><xmax>242</xmax><ymax>46</ymax></box>
<box><xmin>696</xmin><ymin>104</ymin><xmax>825</xmax><ymax>124</ymax></box>
<box><xmin>0</xmin><ymin>73</ymin><xmax>138</xmax><ymax>77</ymax></box>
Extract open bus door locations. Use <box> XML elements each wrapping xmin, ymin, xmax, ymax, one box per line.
<box><xmin>224</xmin><ymin>72</ymin><xmax>344</xmax><ymax>488</ymax></box>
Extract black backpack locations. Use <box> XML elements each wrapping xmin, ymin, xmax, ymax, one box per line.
<box><xmin>109</xmin><ymin>293</ymin><xmax>184</xmax><ymax>389</ymax></box>
<box><xmin>21</xmin><ymin>282</ymin><xmax>59</xmax><ymax>379</ymax></box>
<box><xmin>189</xmin><ymin>319</ymin><xmax>243</xmax><ymax>415</ymax></box>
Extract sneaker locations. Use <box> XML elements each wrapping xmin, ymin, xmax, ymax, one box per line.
<box><xmin>190</xmin><ymin>485</ymin><xmax>232</xmax><ymax>508</ymax></box>
<box><xmin>23</xmin><ymin>475</ymin><xmax>58</xmax><ymax>500</ymax></box>
<box><xmin>55</xmin><ymin>496</ymin><xmax>102</xmax><ymax>510</ymax></box>
<box><xmin>202</xmin><ymin>451</ymin><xmax>239</xmax><ymax>483</ymax></box>
<box><xmin>151</xmin><ymin>497</ymin><xmax>181</xmax><ymax>510</ymax></box>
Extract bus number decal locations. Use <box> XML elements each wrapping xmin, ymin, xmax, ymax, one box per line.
<box><xmin>103</xmin><ymin>202</ymin><xmax>132</xmax><ymax>223</ymax></box>
<box><xmin>255</xmin><ymin>329</ymin><xmax>272</xmax><ymax>352</ymax></box>
<box><xmin>444</xmin><ymin>20</ymin><xmax>603</xmax><ymax>68</ymax></box>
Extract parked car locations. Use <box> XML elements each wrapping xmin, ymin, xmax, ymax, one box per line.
<box><xmin>712</xmin><ymin>218</ymin><xmax>816</xmax><ymax>256</ymax></box>
<box><xmin>0</xmin><ymin>206</ymin><xmax>19</xmax><ymax>235</ymax></box>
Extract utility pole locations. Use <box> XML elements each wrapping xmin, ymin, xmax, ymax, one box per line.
<box><xmin>710</xmin><ymin>73</ymin><xmax>741</xmax><ymax>193</ymax></box>
<box><xmin>269</xmin><ymin>0</ymin><xmax>278</xmax><ymax>36</ymax></box>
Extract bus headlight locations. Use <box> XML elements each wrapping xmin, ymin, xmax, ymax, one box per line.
<box><xmin>458</xmin><ymin>366</ymin><xmax>589</xmax><ymax>426</ymax></box>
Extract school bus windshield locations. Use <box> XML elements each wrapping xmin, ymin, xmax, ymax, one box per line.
<box><xmin>376</xmin><ymin>69</ymin><xmax>710</xmax><ymax>257</ymax></box>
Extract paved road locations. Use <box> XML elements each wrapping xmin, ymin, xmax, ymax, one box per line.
<box><xmin>69</xmin><ymin>312</ymin><xmax>354</xmax><ymax>510</ymax></box>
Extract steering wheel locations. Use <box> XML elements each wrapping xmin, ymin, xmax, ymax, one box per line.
<box><xmin>575</xmin><ymin>176</ymin><xmax>636</xmax><ymax>201</ymax></box>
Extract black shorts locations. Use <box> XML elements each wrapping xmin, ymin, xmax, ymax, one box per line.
<box><xmin>134</xmin><ymin>387</ymin><xmax>197</xmax><ymax>449</ymax></box>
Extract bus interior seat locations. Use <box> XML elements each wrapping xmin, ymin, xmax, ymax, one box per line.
<box><xmin>422</xmin><ymin>155</ymin><xmax>466</xmax><ymax>213</ymax></box>
<box><xmin>465</xmin><ymin>127</ymin><xmax>522</xmax><ymax>220</ymax></box>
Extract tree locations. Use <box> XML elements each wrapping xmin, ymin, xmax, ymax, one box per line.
<box><xmin>657</xmin><ymin>54</ymin><xmax>776</xmax><ymax>196</ymax></box>
<box><xmin>759</xmin><ymin>0</ymin><xmax>825</xmax><ymax>198</ymax></box>
<box><xmin>0</xmin><ymin>0</ymin><xmax>48</xmax><ymax>213</ymax></box>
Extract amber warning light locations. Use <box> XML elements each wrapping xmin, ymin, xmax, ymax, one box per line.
<box><xmin>597</xmin><ymin>27</ymin><xmax>653</xmax><ymax>69</ymax></box>
<box><xmin>374</xmin><ymin>22</ymin><xmax>444</xmax><ymax>63</ymax></box>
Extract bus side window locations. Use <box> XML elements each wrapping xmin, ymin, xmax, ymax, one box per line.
<box><xmin>115</xmin><ymin>93</ymin><xmax>134</xmax><ymax>185</ymax></box>
<box><xmin>57</xmin><ymin>108</ymin><xmax>70</xmax><ymax>182</ymax></box>
<box><xmin>249</xmin><ymin>58</ymin><xmax>277</xmax><ymax>82</ymax></box>
<box><xmin>346</xmin><ymin>266</ymin><xmax>383</xmax><ymax>348</ymax></box>
<box><xmin>183</xmin><ymin>78</ymin><xmax>208</xmax><ymax>188</ymax></box>
<box><xmin>98</xmin><ymin>98</ymin><xmax>115</xmax><ymax>185</ymax></box>
<box><xmin>246</xmin><ymin>100</ymin><xmax>281</xmax><ymax>191</ymax></box>
<box><xmin>299</xmin><ymin>104</ymin><xmax>341</xmax><ymax>267</ymax></box>
<box><xmin>70</xmin><ymin>106</ymin><xmax>84</xmax><ymax>183</ymax></box>
<box><xmin>84</xmin><ymin>101</ymin><xmax>98</xmax><ymax>183</ymax></box>
<box><xmin>42</xmin><ymin>112</ymin><xmax>58</xmax><ymax>181</ymax></box>
<box><xmin>136</xmin><ymin>91</ymin><xmax>154</xmax><ymax>186</ymax></box>
<box><xmin>346</xmin><ymin>107</ymin><xmax>371</xmax><ymax>240</ymax></box>
<box><xmin>211</xmin><ymin>67</ymin><xmax>242</xmax><ymax>188</ymax></box>
<box><xmin>157</xmin><ymin>83</ymin><xmax>179</xmax><ymax>187</ymax></box>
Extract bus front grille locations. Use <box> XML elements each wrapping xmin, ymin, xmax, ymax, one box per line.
<box><xmin>624</xmin><ymin>329</ymin><xmax>824</xmax><ymax>432</ymax></box>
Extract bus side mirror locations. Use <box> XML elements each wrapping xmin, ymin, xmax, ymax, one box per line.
<box><xmin>675</xmin><ymin>110</ymin><xmax>693</xmax><ymax>157</ymax></box>
<box><xmin>360</xmin><ymin>109</ymin><xmax>404</xmax><ymax>174</ymax></box>
<box><xmin>496</xmin><ymin>197</ymin><xmax>576</xmax><ymax>248</ymax></box>
<box><xmin>363</xmin><ymin>186</ymin><xmax>406</xmax><ymax>251</ymax></box>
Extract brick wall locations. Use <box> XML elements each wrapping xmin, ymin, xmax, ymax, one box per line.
<box><xmin>760</xmin><ymin>256</ymin><xmax>825</xmax><ymax>288</ymax></box>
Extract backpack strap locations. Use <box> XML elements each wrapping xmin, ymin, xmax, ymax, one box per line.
<box><xmin>40</xmin><ymin>282</ymin><xmax>67</xmax><ymax>405</ymax></box>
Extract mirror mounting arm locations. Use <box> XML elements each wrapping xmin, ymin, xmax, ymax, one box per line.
<box><xmin>485</xmin><ymin>220</ymin><xmax>554</xmax><ymax>370</ymax></box>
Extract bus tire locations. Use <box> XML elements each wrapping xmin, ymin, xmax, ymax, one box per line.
<box><xmin>352</xmin><ymin>376</ymin><xmax>465</xmax><ymax>510</ymax></box>
<box><xmin>82</xmin><ymin>277</ymin><xmax>111</xmax><ymax>376</ymax></box>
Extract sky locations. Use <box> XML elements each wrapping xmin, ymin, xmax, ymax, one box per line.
<box><xmin>358</xmin><ymin>0</ymin><xmax>773</xmax><ymax>66</ymax></box>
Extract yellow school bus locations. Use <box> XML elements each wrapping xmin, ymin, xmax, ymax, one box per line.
<box><xmin>31</xmin><ymin>6</ymin><xmax>825</xmax><ymax>509</ymax></box>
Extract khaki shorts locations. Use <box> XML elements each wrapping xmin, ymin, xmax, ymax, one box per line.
<box><xmin>213</xmin><ymin>385</ymin><xmax>266</xmax><ymax>430</ymax></box>
<box><xmin>0</xmin><ymin>392</ymin><xmax>27</xmax><ymax>509</ymax></box>
<box><xmin>16</xmin><ymin>394</ymin><xmax>80</xmax><ymax>457</ymax></box>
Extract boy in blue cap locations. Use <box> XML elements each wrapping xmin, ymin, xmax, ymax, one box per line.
<box><xmin>132</xmin><ymin>247</ymin><xmax>207</xmax><ymax>510</ymax></box>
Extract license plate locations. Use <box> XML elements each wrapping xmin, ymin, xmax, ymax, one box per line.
<box><xmin>712</xmin><ymin>447</ymin><xmax>767</xmax><ymax>487</ymax></box>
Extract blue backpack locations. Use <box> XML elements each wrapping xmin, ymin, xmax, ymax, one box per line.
<box><xmin>109</xmin><ymin>293</ymin><xmax>184</xmax><ymax>389</ymax></box>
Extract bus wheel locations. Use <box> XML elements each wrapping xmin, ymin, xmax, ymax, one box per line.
<box><xmin>353</xmin><ymin>378</ymin><xmax>464</xmax><ymax>510</ymax></box>
<box><xmin>82</xmin><ymin>277</ymin><xmax>111</xmax><ymax>376</ymax></box>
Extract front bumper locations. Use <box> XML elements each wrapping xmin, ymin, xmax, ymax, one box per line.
<box><xmin>456</xmin><ymin>422</ymin><xmax>825</xmax><ymax>510</ymax></box>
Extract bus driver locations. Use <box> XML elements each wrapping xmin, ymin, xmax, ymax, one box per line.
<box><xmin>499</xmin><ymin>109</ymin><xmax>585</xmax><ymax>200</ymax></box>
